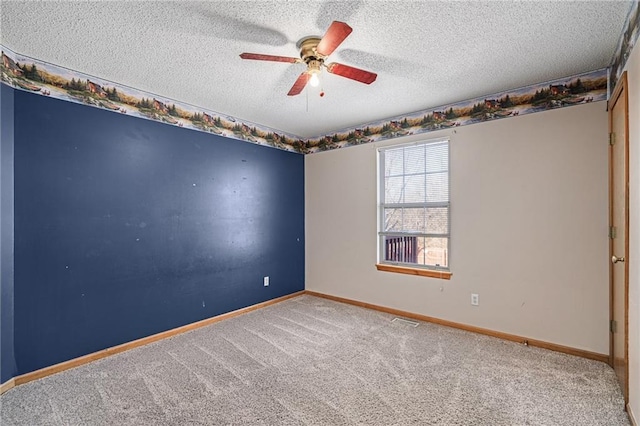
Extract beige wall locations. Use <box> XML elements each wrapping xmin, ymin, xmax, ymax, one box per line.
<box><xmin>623</xmin><ymin>40</ymin><xmax>639</xmax><ymax>422</ymax></box>
<box><xmin>305</xmin><ymin>101</ymin><xmax>609</xmax><ymax>354</ymax></box>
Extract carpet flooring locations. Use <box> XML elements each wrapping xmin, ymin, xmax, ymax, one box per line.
<box><xmin>0</xmin><ymin>295</ymin><xmax>630</xmax><ymax>425</ymax></box>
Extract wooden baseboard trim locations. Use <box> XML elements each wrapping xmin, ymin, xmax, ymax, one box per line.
<box><xmin>0</xmin><ymin>377</ymin><xmax>16</xmax><ymax>395</ymax></box>
<box><xmin>304</xmin><ymin>290</ymin><xmax>609</xmax><ymax>364</ymax></box>
<box><xmin>629</xmin><ymin>404</ymin><xmax>638</xmax><ymax>426</ymax></box>
<box><xmin>3</xmin><ymin>290</ymin><xmax>611</xmax><ymax>393</ymax></box>
<box><xmin>10</xmin><ymin>291</ymin><xmax>304</xmax><ymax>388</ymax></box>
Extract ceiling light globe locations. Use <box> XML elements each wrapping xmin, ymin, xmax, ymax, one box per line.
<box><xmin>309</xmin><ymin>73</ymin><xmax>320</xmax><ymax>87</ymax></box>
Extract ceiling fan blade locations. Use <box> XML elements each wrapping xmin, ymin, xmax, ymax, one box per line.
<box><xmin>326</xmin><ymin>62</ymin><xmax>377</xmax><ymax>84</ymax></box>
<box><xmin>240</xmin><ymin>53</ymin><xmax>299</xmax><ymax>63</ymax></box>
<box><xmin>316</xmin><ymin>21</ymin><xmax>353</xmax><ymax>57</ymax></box>
<box><xmin>288</xmin><ymin>72</ymin><xmax>310</xmax><ymax>96</ymax></box>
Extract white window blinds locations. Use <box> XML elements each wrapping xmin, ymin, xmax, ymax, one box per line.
<box><xmin>379</xmin><ymin>140</ymin><xmax>450</xmax><ymax>269</ymax></box>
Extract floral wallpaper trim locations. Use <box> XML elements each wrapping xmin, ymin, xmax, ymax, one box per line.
<box><xmin>1</xmin><ymin>45</ymin><xmax>607</xmax><ymax>155</ymax></box>
<box><xmin>610</xmin><ymin>0</ymin><xmax>639</xmax><ymax>93</ymax></box>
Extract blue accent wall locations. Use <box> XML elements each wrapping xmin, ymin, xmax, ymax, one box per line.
<box><xmin>12</xmin><ymin>89</ymin><xmax>304</xmax><ymax>375</ymax></box>
<box><xmin>1</xmin><ymin>85</ymin><xmax>17</xmax><ymax>383</ymax></box>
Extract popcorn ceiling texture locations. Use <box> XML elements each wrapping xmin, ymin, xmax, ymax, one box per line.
<box><xmin>0</xmin><ymin>296</ymin><xmax>630</xmax><ymax>425</ymax></box>
<box><xmin>0</xmin><ymin>1</ymin><xmax>632</xmax><ymax>138</ymax></box>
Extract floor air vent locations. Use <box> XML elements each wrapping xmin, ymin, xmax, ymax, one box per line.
<box><xmin>392</xmin><ymin>317</ymin><xmax>419</xmax><ymax>327</ymax></box>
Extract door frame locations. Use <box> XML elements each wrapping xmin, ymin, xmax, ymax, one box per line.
<box><xmin>608</xmin><ymin>70</ymin><xmax>629</xmax><ymax>404</ymax></box>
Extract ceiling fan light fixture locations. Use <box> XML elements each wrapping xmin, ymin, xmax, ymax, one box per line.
<box><xmin>240</xmin><ymin>21</ymin><xmax>377</xmax><ymax>97</ymax></box>
<box><xmin>307</xmin><ymin>59</ymin><xmax>322</xmax><ymax>87</ymax></box>
<box><xmin>309</xmin><ymin>70</ymin><xmax>320</xmax><ymax>87</ymax></box>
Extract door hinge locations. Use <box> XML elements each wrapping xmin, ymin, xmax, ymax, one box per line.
<box><xmin>609</xmin><ymin>133</ymin><xmax>615</xmax><ymax>146</ymax></box>
<box><xmin>609</xmin><ymin>226</ymin><xmax>617</xmax><ymax>239</ymax></box>
<box><xmin>610</xmin><ymin>319</ymin><xmax>617</xmax><ymax>333</ymax></box>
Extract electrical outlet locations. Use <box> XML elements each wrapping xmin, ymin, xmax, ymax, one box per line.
<box><xmin>471</xmin><ymin>293</ymin><xmax>479</xmax><ymax>306</ymax></box>
<box><xmin>263</xmin><ymin>276</ymin><xmax>269</xmax><ymax>287</ymax></box>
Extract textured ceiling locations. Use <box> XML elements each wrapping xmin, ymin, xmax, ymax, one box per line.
<box><xmin>0</xmin><ymin>1</ymin><xmax>632</xmax><ymax>138</ymax></box>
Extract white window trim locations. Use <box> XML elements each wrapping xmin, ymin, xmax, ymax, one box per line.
<box><xmin>377</xmin><ymin>137</ymin><xmax>451</xmax><ymax>272</ymax></box>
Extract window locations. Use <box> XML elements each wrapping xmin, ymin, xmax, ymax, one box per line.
<box><xmin>378</xmin><ymin>139</ymin><xmax>450</xmax><ymax>275</ymax></box>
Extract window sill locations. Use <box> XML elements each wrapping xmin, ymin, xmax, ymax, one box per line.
<box><xmin>376</xmin><ymin>264</ymin><xmax>452</xmax><ymax>280</ymax></box>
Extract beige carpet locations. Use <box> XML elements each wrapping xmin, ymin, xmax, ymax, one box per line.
<box><xmin>0</xmin><ymin>295</ymin><xmax>630</xmax><ymax>425</ymax></box>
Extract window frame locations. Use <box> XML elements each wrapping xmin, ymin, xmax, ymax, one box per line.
<box><xmin>377</xmin><ymin>138</ymin><xmax>451</xmax><ymax>277</ymax></box>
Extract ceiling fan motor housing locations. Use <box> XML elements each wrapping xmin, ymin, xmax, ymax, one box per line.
<box><xmin>297</xmin><ymin>36</ymin><xmax>324</xmax><ymax>64</ymax></box>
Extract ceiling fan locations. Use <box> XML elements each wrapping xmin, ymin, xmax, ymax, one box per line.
<box><xmin>239</xmin><ymin>21</ymin><xmax>377</xmax><ymax>96</ymax></box>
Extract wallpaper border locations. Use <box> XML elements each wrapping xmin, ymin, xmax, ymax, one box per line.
<box><xmin>0</xmin><ymin>46</ymin><xmax>306</xmax><ymax>153</ymax></box>
<box><xmin>610</xmin><ymin>0</ymin><xmax>639</xmax><ymax>94</ymax></box>
<box><xmin>2</xmin><ymin>45</ymin><xmax>607</xmax><ymax>155</ymax></box>
<box><xmin>305</xmin><ymin>68</ymin><xmax>606</xmax><ymax>153</ymax></box>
